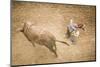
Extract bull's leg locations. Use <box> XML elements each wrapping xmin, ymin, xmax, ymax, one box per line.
<box><xmin>50</xmin><ymin>47</ymin><xmax>57</xmax><ymax>57</ymax></box>
<box><xmin>53</xmin><ymin>43</ymin><xmax>57</xmax><ymax>51</ymax></box>
<box><xmin>45</xmin><ymin>43</ymin><xmax>58</xmax><ymax>57</ymax></box>
<box><xmin>54</xmin><ymin>50</ymin><xmax>57</xmax><ymax>57</ymax></box>
<box><xmin>53</xmin><ymin>44</ymin><xmax>57</xmax><ymax>57</ymax></box>
<box><xmin>31</xmin><ymin>41</ymin><xmax>35</xmax><ymax>47</ymax></box>
<box><xmin>51</xmin><ymin>41</ymin><xmax>57</xmax><ymax>57</ymax></box>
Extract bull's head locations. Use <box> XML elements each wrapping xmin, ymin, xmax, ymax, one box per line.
<box><xmin>16</xmin><ymin>21</ymin><xmax>31</xmax><ymax>32</ymax></box>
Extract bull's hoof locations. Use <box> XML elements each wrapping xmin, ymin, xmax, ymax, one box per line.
<box><xmin>54</xmin><ymin>52</ymin><xmax>58</xmax><ymax>58</ymax></box>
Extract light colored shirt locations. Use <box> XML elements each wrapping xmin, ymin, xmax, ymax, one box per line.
<box><xmin>67</xmin><ymin>22</ymin><xmax>78</xmax><ymax>32</ymax></box>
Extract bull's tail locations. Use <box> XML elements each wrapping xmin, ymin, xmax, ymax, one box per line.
<box><xmin>56</xmin><ymin>40</ymin><xmax>70</xmax><ymax>46</ymax></box>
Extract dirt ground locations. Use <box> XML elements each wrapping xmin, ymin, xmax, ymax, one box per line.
<box><xmin>12</xmin><ymin>1</ymin><xmax>96</xmax><ymax>65</ymax></box>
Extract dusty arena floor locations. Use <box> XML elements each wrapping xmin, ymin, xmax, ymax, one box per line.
<box><xmin>12</xmin><ymin>1</ymin><xmax>96</xmax><ymax>65</ymax></box>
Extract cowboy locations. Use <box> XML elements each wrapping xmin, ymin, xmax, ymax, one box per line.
<box><xmin>67</xmin><ymin>19</ymin><xmax>85</xmax><ymax>43</ymax></box>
